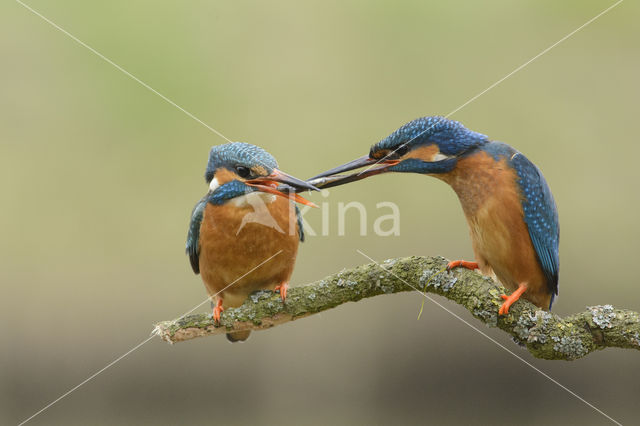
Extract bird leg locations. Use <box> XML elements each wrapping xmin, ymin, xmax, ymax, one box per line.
<box><xmin>212</xmin><ymin>298</ymin><xmax>224</xmax><ymax>323</ymax></box>
<box><xmin>499</xmin><ymin>283</ymin><xmax>528</xmax><ymax>315</ymax></box>
<box><xmin>274</xmin><ymin>282</ymin><xmax>289</xmax><ymax>301</ymax></box>
<box><xmin>446</xmin><ymin>260</ymin><xmax>479</xmax><ymax>271</ymax></box>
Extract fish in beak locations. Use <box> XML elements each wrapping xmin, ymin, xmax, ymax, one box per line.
<box><xmin>306</xmin><ymin>155</ymin><xmax>400</xmax><ymax>189</ymax></box>
<box><xmin>246</xmin><ymin>169</ymin><xmax>319</xmax><ymax>207</ymax></box>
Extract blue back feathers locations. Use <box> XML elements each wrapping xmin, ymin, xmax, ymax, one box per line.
<box><xmin>509</xmin><ymin>151</ymin><xmax>560</xmax><ymax>303</ymax></box>
<box><xmin>371</xmin><ymin>116</ymin><xmax>489</xmax><ymax>156</ymax></box>
<box><xmin>205</xmin><ymin>142</ymin><xmax>278</xmax><ymax>182</ymax></box>
<box><xmin>482</xmin><ymin>142</ymin><xmax>559</xmax><ymax>304</ymax></box>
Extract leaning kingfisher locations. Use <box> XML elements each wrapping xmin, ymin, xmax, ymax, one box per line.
<box><xmin>309</xmin><ymin>117</ymin><xmax>559</xmax><ymax>314</ymax></box>
<box><xmin>187</xmin><ymin>142</ymin><xmax>318</xmax><ymax>342</ymax></box>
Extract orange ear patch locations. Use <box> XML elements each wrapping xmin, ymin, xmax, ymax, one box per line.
<box><xmin>251</xmin><ymin>165</ymin><xmax>267</xmax><ymax>176</ymax></box>
<box><xmin>214</xmin><ymin>168</ymin><xmax>240</xmax><ymax>184</ymax></box>
<box><xmin>405</xmin><ymin>144</ymin><xmax>440</xmax><ymax>161</ymax></box>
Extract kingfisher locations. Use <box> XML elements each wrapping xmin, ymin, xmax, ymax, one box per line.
<box><xmin>186</xmin><ymin>142</ymin><xmax>318</xmax><ymax>342</ymax></box>
<box><xmin>309</xmin><ymin>117</ymin><xmax>559</xmax><ymax>314</ymax></box>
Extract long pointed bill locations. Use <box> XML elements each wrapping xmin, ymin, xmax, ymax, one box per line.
<box><xmin>246</xmin><ymin>169</ymin><xmax>319</xmax><ymax>207</ymax></box>
<box><xmin>306</xmin><ymin>155</ymin><xmax>400</xmax><ymax>189</ymax></box>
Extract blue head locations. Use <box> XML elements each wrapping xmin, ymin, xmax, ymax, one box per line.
<box><xmin>205</xmin><ymin>143</ymin><xmax>278</xmax><ymax>184</ymax></box>
<box><xmin>371</xmin><ymin>116</ymin><xmax>488</xmax><ymax>158</ymax></box>
<box><xmin>204</xmin><ymin>142</ymin><xmax>317</xmax><ymax>205</ymax></box>
<box><xmin>309</xmin><ymin>117</ymin><xmax>489</xmax><ymax>186</ymax></box>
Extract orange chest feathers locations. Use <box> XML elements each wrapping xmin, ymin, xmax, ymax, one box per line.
<box><xmin>198</xmin><ymin>194</ymin><xmax>301</xmax><ymax>299</ymax></box>
<box><xmin>440</xmin><ymin>152</ymin><xmax>549</xmax><ymax>306</ymax></box>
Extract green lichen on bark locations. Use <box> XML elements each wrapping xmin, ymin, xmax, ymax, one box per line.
<box><xmin>153</xmin><ymin>256</ymin><xmax>640</xmax><ymax>360</ymax></box>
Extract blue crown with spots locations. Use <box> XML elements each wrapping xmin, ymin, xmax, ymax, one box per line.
<box><xmin>371</xmin><ymin>116</ymin><xmax>489</xmax><ymax>156</ymax></box>
<box><xmin>205</xmin><ymin>142</ymin><xmax>279</xmax><ymax>182</ymax></box>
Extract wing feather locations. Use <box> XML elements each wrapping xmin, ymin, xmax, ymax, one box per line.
<box><xmin>511</xmin><ymin>153</ymin><xmax>560</xmax><ymax>302</ymax></box>
<box><xmin>186</xmin><ymin>196</ymin><xmax>207</xmax><ymax>274</ymax></box>
<box><xmin>295</xmin><ymin>205</ymin><xmax>305</xmax><ymax>242</ymax></box>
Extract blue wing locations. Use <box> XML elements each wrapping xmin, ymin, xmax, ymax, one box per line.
<box><xmin>186</xmin><ymin>196</ymin><xmax>207</xmax><ymax>274</ymax></box>
<box><xmin>295</xmin><ymin>205</ymin><xmax>305</xmax><ymax>242</ymax></box>
<box><xmin>510</xmin><ymin>153</ymin><xmax>559</xmax><ymax>303</ymax></box>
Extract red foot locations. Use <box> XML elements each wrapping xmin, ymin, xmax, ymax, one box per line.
<box><xmin>274</xmin><ymin>282</ymin><xmax>289</xmax><ymax>301</ymax></box>
<box><xmin>499</xmin><ymin>284</ymin><xmax>527</xmax><ymax>315</ymax></box>
<box><xmin>447</xmin><ymin>260</ymin><xmax>479</xmax><ymax>271</ymax></box>
<box><xmin>212</xmin><ymin>298</ymin><xmax>224</xmax><ymax>323</ymax></box>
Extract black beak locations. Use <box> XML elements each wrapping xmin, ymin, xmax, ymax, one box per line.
<box><xmin>246</xmin><ymin>169</ymin><xmax>319</xmax><ymax>207</ymax></box>
<box><xmin>264</xmin><ymin>169</ymin><xmax>320</xmax><ymax>192</ymax></box>
<box><xmin>306</xmin><ymin>155</ymin><xmax>400</xmax><ymax>190</ymax></box>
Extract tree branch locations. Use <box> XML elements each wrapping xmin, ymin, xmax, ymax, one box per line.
<box><xmin>153</xmin><ymin>256</ymin><xmax>640</xmax><ymax>360</ymax></box>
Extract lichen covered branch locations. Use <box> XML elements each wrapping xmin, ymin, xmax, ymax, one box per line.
<box><xmin>153</xmin><ymin>256</ymin><xmax>640</xmax><ymax>360</ymax></box>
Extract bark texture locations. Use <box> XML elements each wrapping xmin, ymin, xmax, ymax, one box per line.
<box><xmin>153</xmin><ymin>256</ymin><xmax>640</xmax><ymax>360</ymax></box>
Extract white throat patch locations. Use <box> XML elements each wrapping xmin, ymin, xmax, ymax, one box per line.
<box><xmin>209</xmin><ymin>177</ymin><xmax>220</xmax><ymax>192</ymax></box>
<box><xmin>433</xmin><ymin>153</ymin><xmax>453</xmax><ymax>162</ymax></box>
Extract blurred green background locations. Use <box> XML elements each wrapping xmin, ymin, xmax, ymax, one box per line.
<box><xmin>2</xmin><ymin>0</ymin><xmax>639</xmax><ymax>424</ymax></box>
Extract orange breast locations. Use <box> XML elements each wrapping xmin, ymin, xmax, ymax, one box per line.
<box><xmin>198</xmin><ymin>195</ymin><xmax>301</xmax><ymax>308</ymax></box>
<box><xmin>440</xmin><ymin>151</ymin><xmax>551</xmax><ymax>309</ymax></box>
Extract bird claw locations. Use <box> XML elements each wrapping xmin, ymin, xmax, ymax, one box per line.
<box><xmin>498</xmin><ymin>284</ymin><xmax>527</xmax><ymax>315</ymax></box>
<box><xmin>275</xmin><ymin>282</ymin><xmax>289</xmax><ymax>301</ymax></box>
<box><xmin>498</xmin><ymin>300</ymin><xmax>511</xmax><ymax>316</ymax></box>
<box><xmin>446</xmin><ymin>260</ymin><xmax>479</xmax><ymax>272</ymax></box>
<box><xmin>213</xmin><ymin>299</ymin><xmax>224</xmax><ymax>324</ymax></box>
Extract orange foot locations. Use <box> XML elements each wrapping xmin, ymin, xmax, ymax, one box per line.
<box><xmin>274</xmin><ymin>282</ymin><xmax>289</xmax><ymax>302</ymax></box>
<box><xmin>212</xmin><ymin>298</ymin><xmax>224</xmax><ymax>323</ymax></box>
<box><xmin>499</xmin><ymin>284</ymin><xmax>527</xmax><ymax>315</ymax></box>
<box><xmin>446</xmin><ymin>260</ymin><xmax>479</xmax><ymax>271</ymax></box>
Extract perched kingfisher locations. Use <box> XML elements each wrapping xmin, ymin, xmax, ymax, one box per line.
<box><xmin>309</xmin><ymin>117</ymin><xmax>559</xmax><ymax>314</ymax></box>
<box><xmin>186</xmin><ymin>142</ymin><xmax>318</xmax><ymax>342</ymax></box>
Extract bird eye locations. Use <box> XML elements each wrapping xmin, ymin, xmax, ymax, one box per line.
<box><xmin>236</xmin><ymin>166</ymin><xmax>251</xmax><ymax>178</ymax></box>
<box><xmin>395</xmin><ymin>145</ymin><xmax>409</xmax><ymax>157</ymax></box>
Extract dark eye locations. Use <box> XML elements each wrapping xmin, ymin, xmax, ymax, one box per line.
<box><xmin>395</xmin><ymin>145</ymin><xmax>409</xmax><ymax>157</ymax></box>
<box><xmin>236</xmin><ymin>166</ymin><xmax>251</xmax><ymax>178</ymax></box>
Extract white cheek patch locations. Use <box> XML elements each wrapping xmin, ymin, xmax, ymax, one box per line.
<box><xmin>433</xmin><ymin>153</ymin><xmax>453</xmax><ymax>162</ymax></box>
<box><xmin>209</xmin><ymin>177</ymin><xmax>220</xmax><ymax>192</ymax></box>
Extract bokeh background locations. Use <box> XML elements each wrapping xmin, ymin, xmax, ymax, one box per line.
<box><xmin>2</xmin><ymin>1</ymin><xmax>639</xmax><ymax>424</ymax></box>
